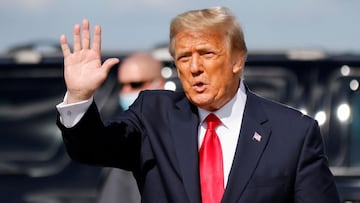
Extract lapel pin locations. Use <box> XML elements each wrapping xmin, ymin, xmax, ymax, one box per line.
<box><xmin>252</xmin><ymin>132</ymin><xmax>262</xmax><ymax>142</ymax></box>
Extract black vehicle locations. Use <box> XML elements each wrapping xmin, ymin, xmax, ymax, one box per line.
<box><xmin>0</xmin><ymin>47</ymin><xmax>127</xmax><ymax>203</ymax></box>
<box><xmin>0</xmin><ymin>47</ymin><xmax>359</xmax><ymax>202</ymax></box>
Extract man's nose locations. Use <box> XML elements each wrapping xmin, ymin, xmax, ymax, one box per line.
<box><xmin>120</xmin><ymin>84</ymin><xmax>135</xmax><ymax>94</ymax></box>
<box><xmin>190</xmin><ymin>54</ymin><xmax>203</xmax><ymax>74</ymax></box>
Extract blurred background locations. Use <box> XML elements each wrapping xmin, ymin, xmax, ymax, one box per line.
<box><xmin>1</xmin><ymin>1</ymin><xmax>360</xmax><ymax>203</ymax></box>
<box><xmin>1</xmin><ymin>0</ymin><xmax>359</xmax><ymax>53</ymax></box>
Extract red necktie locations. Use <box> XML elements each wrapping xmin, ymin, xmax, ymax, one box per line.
<box><xmin>199</xmin><ymin>113</ymin><xmax>224</xmax><ymax>203</ymax></box>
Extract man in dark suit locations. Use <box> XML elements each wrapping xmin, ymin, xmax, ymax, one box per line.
<box><xmin>56</xmin><ymin>6</ymin><xmax>341</xmax><ymax>203</ymax></box>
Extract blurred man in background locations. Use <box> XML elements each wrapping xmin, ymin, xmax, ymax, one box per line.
<box><xmin>97</xmin><ymin>52</ymin><xmax>165</xmax><ymax>203</ymax></box>
<box><xmin>117</xmin><ymin>52</ymin><xmax>165</xmax><ymax>111</ymax></box>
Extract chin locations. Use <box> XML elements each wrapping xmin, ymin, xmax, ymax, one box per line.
<box><xmin>189</xmin><ymin>96</ymin><xmax>217</xmax><ymax>110</ymax></box>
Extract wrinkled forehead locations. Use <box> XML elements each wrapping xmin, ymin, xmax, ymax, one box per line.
<box><xmin>173</xmin><ymin>30</ymin><xmax>230</xmax><ymax>55</ymax></box>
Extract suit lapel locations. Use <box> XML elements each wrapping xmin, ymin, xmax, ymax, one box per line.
<box><xmin>168</xmin><ymin>91</ymin><xmax>272</xmax><ymax>203</ymax></box>
<box><xmin>170</xmin><ymin>95</ymin><xmax>202</xmax><ymax>203</ymax></box>
<box><xmin>221</xmin><ymin>91</ymin><xmax>272</xmax><ymax>203</ymax></box>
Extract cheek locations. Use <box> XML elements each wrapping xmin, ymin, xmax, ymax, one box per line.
<box><xmin>176</xmin><ymin>68</ymin><xmax>185</xmax><ymax>82</ymax></box>
<box><xmin>211</xmin><ymin>68</ymin><xmax>237</xmax><ymax>92</ymax></box>
<box><xmin>207</xmin><ymin>61</ymin><xmax>232</xmax><ymax>79</ymax></box>
<box><xmin>175</xmin><ymin>62</ymin><xmax>185</xmax><ymax>75</ymax></box>
<box><xmin>176</xmin><ymin>68</ymin><xmax>192</xmax><ymax>90</ymax></box>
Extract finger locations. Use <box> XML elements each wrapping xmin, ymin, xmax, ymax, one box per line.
<box><xmin>73</xmin><ymin>24</ymin><xmax>81</xmax><ymax>52</ymax></box>
<box><xmin>60</xmin><ymin>34</ymin><xmax>71</xmax><ymax>57</ymax></box>
<box><xmin>81</xmin><ymin>19</ymin><xmax>90</xmax><ymax>49</ymax></box>
<box><xmin>92</xmin><ymin>25</ymin><xmax>101</xmax><ymax>54</ymax></box>
<box><xmin>101</xmin><ymin>58</ymin><xmax>120</xmax><ymax>73</ymax></box>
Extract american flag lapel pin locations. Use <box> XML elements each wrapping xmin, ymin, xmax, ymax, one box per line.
<box><xmin>252</xmin><ymin>132</ymin><xmax>262</xmax><ymax>142</ymax></box>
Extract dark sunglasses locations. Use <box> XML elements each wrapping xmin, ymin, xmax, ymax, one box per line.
<box><xmin>120</xmin><ymin>81</ymin><xmax>147</xmax><ymax>89</ymax></box>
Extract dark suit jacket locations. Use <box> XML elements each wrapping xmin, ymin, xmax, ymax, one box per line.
<box><xmin>57</xmin><ymin>89</ymin><xmax>341</xmax><ymax>203</ymax></box>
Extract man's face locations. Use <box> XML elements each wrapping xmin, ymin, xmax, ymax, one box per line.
<box><xmin>118</xmin><ymin>64</ymin><xmax>155</xmax><ymax>94</ymax></box>
<box><xmin>174</xmin><ymin>30</ymin><xmax>244</xmax><ymax>111</ymax></box>
<box><xmin>117</xmin><ymin>61</ymin><xmax>162</xmax><ymax>110</ymax></box>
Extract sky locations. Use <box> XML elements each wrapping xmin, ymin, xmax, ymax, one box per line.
<box><xmin>1</xmin><ymin>0</ymin><xmax>360</xmax><ymax>54</ymax></box>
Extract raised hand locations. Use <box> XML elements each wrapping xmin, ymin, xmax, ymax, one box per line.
<box><xmin>60</xmin><ymin>19</ymin><xmax>119</xmax><ymax>103</ymax></box>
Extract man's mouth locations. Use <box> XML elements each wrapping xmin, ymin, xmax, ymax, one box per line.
<box><xmin>192</xmin><ymin>82</ymin><xmax>207</xmax><ymax>92</ymax></box>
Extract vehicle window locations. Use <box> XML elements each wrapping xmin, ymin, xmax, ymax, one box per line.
<box><xmin>244</xmin><ymin>66</ymin><xmax>299</xmax><ymax>106</ymax></box>
<box><xmin>350</xmin><ymin>92</ymin><xmax>360</xmax><ymax>166</ymax></box>
<box><xmin>0</xmin><ymin>65</ymin><xmax>68</xmax><ymax>176</ymax></box>
<box><xmin>325</xmin><ymin>68</ymin><xmax>360</xmax><ymax>167</ymax></box>
<box><xmin>0</xmin><ymin>64</ymin><xmax>119</xmax><ymax>177</ymax></box>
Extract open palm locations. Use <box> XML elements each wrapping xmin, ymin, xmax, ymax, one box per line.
<box><xmin>60</xmin><ymin>19</ymin><xmax>119</xmax><ymax>103</ymax></box>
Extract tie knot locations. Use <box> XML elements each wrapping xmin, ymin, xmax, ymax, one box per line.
<box><xmin>205</xmin><ymin>113</ymin><xmax>221</xmax><ymax>130</ymax></box>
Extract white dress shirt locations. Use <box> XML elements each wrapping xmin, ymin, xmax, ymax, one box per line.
<box><xmin>56</xmin><ymin>93</ymin><xmax>93</xmax><ymax>128</ymax></box>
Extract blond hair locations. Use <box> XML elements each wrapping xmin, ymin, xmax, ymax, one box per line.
<box><xmin>169</xmin><ymin>6</ymin><xmax>247</xmax><ymax>57</ymax></box>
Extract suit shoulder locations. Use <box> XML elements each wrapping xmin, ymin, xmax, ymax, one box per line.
<box><xmin>250</xmin><ymin>91</ymin><xmax>315</xmax><ymax>124</ymax></box>
<box><xmin>137</xmin><ymin>90</ymin><xmax>187</xmax><ymax>105</ymax></box>
<box><xmin>140</xmin><ymin>89</ymin><xmax>185</xmax><ymax>98</ymax></box>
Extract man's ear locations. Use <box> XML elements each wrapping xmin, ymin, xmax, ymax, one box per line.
<box><xmin>232</xmin><ymin>52</ymin><xmax>246</xmax><ymax>74</ymax></box>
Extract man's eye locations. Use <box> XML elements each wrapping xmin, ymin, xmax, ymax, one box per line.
<box><xmin>178</xmin><ymin>55</ymin><xmax>190</xmax><ymax>62</ymax></box>
<box><xmin>203</xmin><ymin>52</ymin><xmax>214</xmax><ymax>57</ymax></box>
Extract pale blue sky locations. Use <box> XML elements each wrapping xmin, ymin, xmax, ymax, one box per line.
<box><xmin>1</xmin><ymin>0</ymin><xmax>359</xmax><ymax>53</ymax></box>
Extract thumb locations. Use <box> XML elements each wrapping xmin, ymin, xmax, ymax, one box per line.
<box><xmin>101</xmin><ymin>58</ymin><xmax>120</xmax><ymax>73</ymax></box>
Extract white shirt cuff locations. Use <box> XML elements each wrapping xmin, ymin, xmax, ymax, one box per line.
<box><xmin>56</xmin><ymin>92</ymin><xmax>94</xmax><ymax>128</ymax></box>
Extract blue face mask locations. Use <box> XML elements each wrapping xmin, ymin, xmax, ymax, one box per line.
<box><xmin>118</xmin><ymin>92</ymin><xmax>139</xmax><ymax>110</ymax></box>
